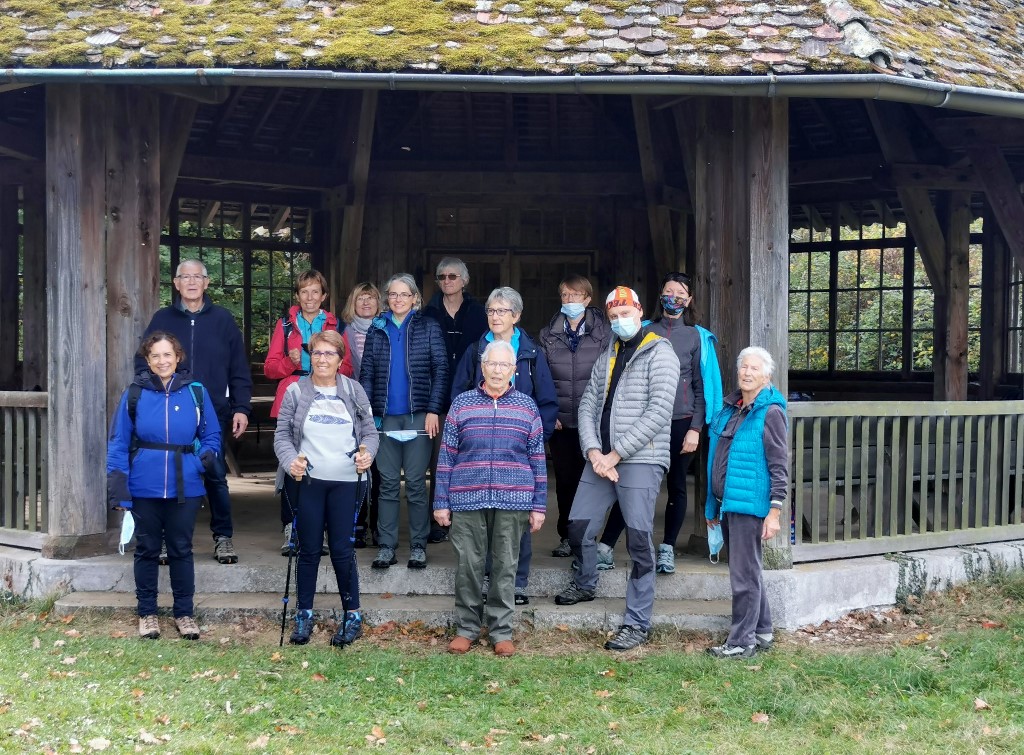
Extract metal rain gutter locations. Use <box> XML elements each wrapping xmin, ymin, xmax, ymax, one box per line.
<box><xmin>4</xmin><ymin>69</ymin><xmax>1024</xmax><ymax>118</ymax></box>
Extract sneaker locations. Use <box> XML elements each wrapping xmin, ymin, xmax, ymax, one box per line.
<box><xmin>554</xmin><ymin>581</ymin><xmax>596</xmax><ymax>606</ymax></box>
<box><xmin>174</xmin><ymin>616</ymin><xmax>200</xmax><ymax>640</ymax></box>
<box><xmin>514</xmin><ymin>592</ymin><xmax>530</xmax><ymax>606</ymax></box>
<box><xmin>604</xmin><ymin>624</ymin><xmax>649</xmax><ymax>651</ymax></box>
<box><xmin>755</xmin><ymin>632</ymin><xmax>774</xmax><ymax>651</ymax></box>
<box><xmin>427</xmin><ymin>527</ymin><xmax>449</xmax><ymax>544</ymax></box>
<box><xmin>407</xmin><ymin>545</ymin><xmax>427</xmax><ymax>569</ymax></box>
<box><xmin>158</xmin><ymin>542</ymin><xmax>169</xmax><ymax>566</ymax></box>
<box><xmin>596</xmin><ymin>542</ymin><xmax>615</xmax><ymax>571</ymax></box>
<box><xmin>493</xmin><ymin>640</ymin><xmax>515</xmax><ymax>657</ymax></box>
<box><xmin>448</xmin><ymin>635</ymin><xmax>472</xmax><ymax>654</ymax></box>
<box><xmin>551</xmin><ymin>538</ymin><xmax>572</xmax><ymax>557</ymax></box>
<box><xmin>330</xmin><ymin>610</ymin><xmax>363</xmax><ymax>647</ymax></box>
<box><xmin>138</xmin><ymin>615</ymin><xmax>160</xmax><ymax>640</ymax></box>
<box><xmin>656</xmin><ymin>544</ymin><xmax>676</xmax><ymax>574</ymax></box>
<box><xmin>280</xmin><ymin>523</ymin><xmax>296</xmax><ymax>557</ymax></box>
<box><xmin>708</xmin><ymin>643</ymin><xmax>757</xmax><ymax>659</ymax></box>
<box><xmin>290</xmin><ymin>609</ymin><xmax>314</xmax><ymax>645</ymax></box>
<box><xmin>213</xmin><ymin>536</ymin><xmax>237</xmax><ymax>564</ymax></box>
<box><xmin>371</xmin><ymin>546</ymin><xmax>397</xmax><ymax>569</ymax></box>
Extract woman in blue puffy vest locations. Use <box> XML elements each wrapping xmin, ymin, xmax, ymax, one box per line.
<box><xmin>705</xmin><ymin>346</ymin><xmax>788</xmax><ymax>660</ymax></box>
<box><xmin>107</xmin><ymin>332</ymin><xmax>220</xmax><ymax>642</ymax></box>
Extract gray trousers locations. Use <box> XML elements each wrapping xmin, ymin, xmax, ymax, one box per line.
<box><xmin>567</xmin><ymin>462</ymin><xmax>664</xmax><ymax>629</ymax></box>
<box><xmin>452</xmin><ymin>508</ymin><xmax>530</xmax><ymax>643</ymax></box>
<box><xmin>376</xmin><ymin>413</ymin><xmax>432</xmax><ymax>550</ymax></box>
<box><xmin>724</xmin><ymin>513</ymin><xmax>773</xmax><ymax>647</ymax></box>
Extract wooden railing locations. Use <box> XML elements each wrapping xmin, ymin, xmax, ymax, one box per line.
<box><xmin>789</xmin><ymin>400</ymin><xmax>1024</xmax><ymax>561</ymax></box>
<box><xmin>0</xmin><ymin>392</ymin><xmax>48</xmax><ymax>540</ymax></box>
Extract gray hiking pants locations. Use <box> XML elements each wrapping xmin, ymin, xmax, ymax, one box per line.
<box><xmin>724</xmin><ymin>512</ymin><xmax>773</xmax><ymax>647</ymax></box>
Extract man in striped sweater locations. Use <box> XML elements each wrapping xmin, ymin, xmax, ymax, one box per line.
<box><xmin>433</xmin><ymin>340</ymin><xmax>547</xmax><ymax>657</ymax></box>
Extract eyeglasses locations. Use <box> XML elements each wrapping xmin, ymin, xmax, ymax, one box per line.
<box><xmin>560</xmin><ymin>291</ymin><xmax>587</xmax><ymax>302</ymax></box>
<box><xmin>437</xmin><ymin>273</ymin><xmax>461</xmax><ymax>282</ymax></box>
<box><xmin>483</xmin><ymin>361</ymin><xmax>514</xmax><ymax>371</ymax></box>
<box><xmin>310</xmin><ymin>350</ymin><xmax>339</xmax><ymax>359</ymax></box>
<box><xmin>387</xmin><ymin>292</ymin><xmax>414</xmax><ymax>300</ymax></box>
<box><xmin>355</xmin><ymin>295</ymin><xmax>377</xmax><ymax>305</ymax></box>
<box><xmin>175</xmin><ymin>274</ymin><xmax>208</xmax><ymax>282</ymax></box>
<box><xmin>486</xmin><ymin>308</ymin><xmax>515</xmax><ymax>317</ymax></box>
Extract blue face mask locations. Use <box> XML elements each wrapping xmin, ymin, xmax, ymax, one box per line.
<box><xmin>561</xmin><ymin>303</ymin><xmax>586</xmax><ymax>320</ymax></box>
<box><xmin>384</xmin><ymin>430</ymin><xmax>420</xmax><ymax>443</ymax></box>
<box><xmin>119</xmin><ymin>511</ymin><xmax>135</xmax><ymax>556</ymax></box>
<box><xmin>708</xmin><ymin>523</ymin><xmax>724</xmax><ymax>564</ymax></box>
<box><xmin>610</xmin><ymin>317</ymin><xmax>639</xmax><ymax>340</ymax></box>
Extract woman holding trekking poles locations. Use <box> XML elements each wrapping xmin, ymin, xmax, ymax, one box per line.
<box><xmin>274</xmin><ymin>329</ymin><xmax>378</xmax><ymax>647</ymax></box>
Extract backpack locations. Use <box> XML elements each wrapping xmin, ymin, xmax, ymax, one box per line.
<box><xmin>281</xmin><ymin>313</ymin><xmax>343</xmax><ymax>357</ymax></box>
<box><xmin>126</xmin><ymin>381</ymin><xmax>206</xmax><ymax>503</ymax></box>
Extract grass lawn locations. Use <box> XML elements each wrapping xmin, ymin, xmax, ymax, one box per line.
<box><xmin>1</xmin><ymin>577</ymin><xmax>1023</xmax><ymax>754</ymax></box>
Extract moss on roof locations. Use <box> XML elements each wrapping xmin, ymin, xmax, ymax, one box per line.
<box><xmin>0</xmin><ymin>0</ymin><xmax>1019</xmax><ymax>92</ymax></box>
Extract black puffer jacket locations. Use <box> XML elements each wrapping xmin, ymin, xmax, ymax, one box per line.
<box><xmin>359</xmin><ymin>311</ymin><xmax>449</xmax><ymax>416</ymax></box>
<box><xmin>538</xmin><ymin>307</ymin><xmax>612</xmax><ymax>428</ymax></box>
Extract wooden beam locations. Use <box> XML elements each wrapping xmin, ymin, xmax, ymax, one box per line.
<box><xmin>865</xmin><ymin>101</ymin><xmax>946</xmax><ymax>291</ymax></box>
<box><xmin>968</xmin><ymin>145</ymin><xmax>1024</xmax><ymax>269</ymax></box>
<box><xmin>943</xmin><ymin>191</ymin><xmax>971</xmax><ymax>401</ymax></box>
<box><xmin>930</xmin><ymin>116</ymin><xmax>1024</xmax><ymax>149</ymax></box>
<box><xmin>270</xmin><ymin>205</ymin><xmax>291</xmax><ymax>234</ymax></box>
<box><xmin>178</xmin><ymin>154</ymin><xmax>336</xmax><ymax>189</ymax></box>
<box><xmin>870</xmin><ymin>199</ymin><xmax>898</xmax><ymax>229</ymax></box>
<box><xmin>659</xmin><ymin>185</ymin><xmax>690</xmax><ymax>212</ymax></box>
<box><xmin>172</xmin><ymin>181</ymin><xmax>321</xmax><ymax>209</ymax></box>
<box><xmin>21</xmin><ymin>181</ymin><xmax>45</xmax><ymax>391</ymax></box>
<box><xmin>332</xmin><ymin>90</ymin><xmax>377</xmax><ymax>303</ymax></box>
<box><xmin>889</xmin><ymin>162</ymin><xmax>982</xmax><ymax>191</ymax></box>
<box><xmin>0</xmin><ymin>186</ymin><xmax>17</xmax><ymax>388</ymax></box>
<box><xmin>155</xmin><ymin>85</ymin><xmax>232</xmax><ymax>105</ymax></box>
<box><xmin>979</xmin><ymin>202</ymin><xmax>1008</xmax><ymax>399</ymax></box>
<box><xmin>670</xmin><ymin>102</ymin><xmax>697</xmax><ymax>212</ymax></box>
<box><xmin>836</xmin><ymin>202</ymin><xmax>860</xmax><ymax>230</ymax></box>
<box><xmin>0</xmin><ymin>159</ymin><xmax>43</xmax><ymax>185</ymax></box>
<box><xmin>802</xmin><ymin>204</ymin><xmax>827</xmax><ymax>233</ymax></box>
<box><xmin>790</xmin><ymin>153</ymin><xmax>882</xmax><ymax>185</ymax></box>
<box><xmin>199</xmin><ymin>200</ymin><xmax>221</xmax><ymax>228</ymax></box>
<box><xmin>158</xmin><ymin>94</ymin><xmax>198</xmax><ymax>223</ymax></box>
<box><xmin>0</xmin><ymin>119</ymin><xmax>44</xmax><ymax>161</ymax></box>
<box><xmin>632</xmin><ymin>95</ymin><xmax>674</xmax><ymax>275</ymax></box>
<box><xmin>370</xmin><ymin>170</ymin><xmax>642</xmax><ymax>196</ymax></box>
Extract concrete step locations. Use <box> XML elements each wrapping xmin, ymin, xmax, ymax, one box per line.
<box><xmin>53</xmin><ymin>592</ymin><xmax>732</xmax><ymax>633</ymax></box>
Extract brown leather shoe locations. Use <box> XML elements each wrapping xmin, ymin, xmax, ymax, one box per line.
<box><xmin>493</xmin><ymin>640</ymin><xmax>515</xmax><ymax>657</ymax></box>
<box><xmin>447</xmin><ymin>636</ymin><xmax>472</xmax><ymax>654</ymax></box>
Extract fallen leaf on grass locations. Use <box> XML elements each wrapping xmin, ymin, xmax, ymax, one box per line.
<box><xmin>594</xmin><ymin>690</ymin><xmax>612</xmax><ymax>698</ymax></box>
<box><xmin>138</xmin><ymin>730</ymin><xmax>162</xmax><ymax>745</ymax></box>
<box><xmin>555</xmin><ymin>624</ymin><xmax>570</xmax><ymax>632</ymax></box>
<box><xmin>975</xmin><ymin>698</ymin><xmax>992</xmax><ymax>711</ymax></box>
<box><xmin>608</xmin><ymin>722</ymin><xmax>619</xmax><ymax>730</ymax></box>
<box><xmin>417</xmin><ymin>701</ymin><xmax>428</xmax><ymax>711</ymax></box>
<box><xmin>674</xmin><ymin>706</ymin><xmax>686</xmax><ymax>713</ymax></box>
<box><xmin>247</xmin><ymin>734</ymin><xmax>270</xmax><ymax>749</ymax></box>
<box><xmin>751</xmin><ymin>712</ymin><xmax>770</xmax><ymax>725</ymax></box>
<box><xmin>745</xmin><ymin>664</ymin><xmax>762</xmax><ymax>671</ymax></box>
<box><xmin>486</xmin><ymin>681</ymin><xmax>501</xmax><ymax>694</ymax></box>
<box><xmin>154</xmin><ymin>715</ymin><xmax>170</xmax><ymax>725</ymax></box>
<box><xmin>61</xmin><ymin>615</ymin><xmax>75</xmax><ymax>624</ymax></box>
<box><xmin>381</xmin><ymin>592</ymin><xmax>393</xmax><ymax>599</ymax></box>
<box><xmin>87</xmin><ymin>738</ymin><xmax>111</xmax><ymax>751</ymax></box>
<box><xmin>270</xmin><ymin>652</ymin><xmax>283</xmax><ymax>662</ymax></box>
<box><xmin>366</xmin><ymin>725</ymin><xmax>387</xmax><ymax>745</ymax></box>
<box><xmin>599</xmin><ymin>669</ymin><xmax>615</xmax><ymax>677</ymax></box>
<box><xmin>131</xmin><ymin>689</ymin><xmax>145</xmax><ymax>698</ymax></box>
<box><xmin>276</xmin><ymin>725</ymin><xmax>301</xmax><ymax>735</ymax></box>
<box><xmin>981</xmin><ymin>620</ymin><xmax>1003</xmax><ymax>630</ymax></box>
<box><xmin>65</xmin><ymin>629</ymin><xmax>81</xmax><ymax>638</ymax></box>
<box><xmin>61</xmin><ymin>655</ymin><xmax>78</xmax><ymax>666</ymax></box>
<box><xmin>109</xmin><ymin>630</ymin><xmax>128</xmax><ymax>639</ymax></box>
<box><xmin>311</xmin><ymin>673</ymin><xmax>327</xmax><ymax>682</ymax></box>
<box><xmin>396</xmin><ymin>677</ymin><xmax>405</xmax><ymax>686</ymax></box>
<box><xmin>32</xmin><ymin>637</ymin><xmax>40</xmax><ymax>649</ymax></box>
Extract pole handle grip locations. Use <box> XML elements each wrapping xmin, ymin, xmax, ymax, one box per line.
<box><xmin>292</xmin><ymin>453</ymin><xmax>306</xmax><ymax>481</ymax></box>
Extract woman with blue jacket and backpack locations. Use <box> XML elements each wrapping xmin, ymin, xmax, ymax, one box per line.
<box><xmin>107</xmin><ymin>332</ymin><xmax>220</xmax><ymax>641</ymax></box>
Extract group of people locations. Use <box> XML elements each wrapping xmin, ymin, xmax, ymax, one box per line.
<box><xmin>106</xmin><ymin>256</ymin><xmax>789</xmax><ymax>660</ymax></box>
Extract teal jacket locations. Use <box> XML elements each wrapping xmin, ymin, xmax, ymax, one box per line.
<box><xmin>695</xmin><ymin>325</ymin><xmax>723</xmax><ymax>424</ymax></box>
<box><xmin>705</xmin><ymin>385</ymin><xmax>787</xmax><ymax>520</ymax></box>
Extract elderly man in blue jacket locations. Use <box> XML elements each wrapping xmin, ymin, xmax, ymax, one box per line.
<box><xmin>137</xmin><ymin>259</ymin><xmax>252</xmax><ymax>564</ymax></box>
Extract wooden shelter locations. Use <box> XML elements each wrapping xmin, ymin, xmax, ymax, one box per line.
<box><xmin>0</xmin><ymin>0</ymin><xmax>1023</xmax><ymax>562</ymax></box>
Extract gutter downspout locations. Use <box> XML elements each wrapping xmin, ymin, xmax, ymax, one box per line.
<box><xmin>4</xmin><ymin>69</ymin><xmax>1024</xmax><ymax>119</ymax></box>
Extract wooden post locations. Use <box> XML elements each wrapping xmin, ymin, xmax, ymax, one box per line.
<box><xmin>980</xmin><ymin>203</ymin><xmax>1008</xmax><ymax>399</ymax></box>
<box><xmin>159</xmin><ymin>95</ymin><xmax>198</xmax><ymax>225</ymax></box>
<box><xmin>106</xmin><ymin>87</ymin><xmax>161</xmax><ymax>417</ymax></box>
<box><xmin>45</xmin><ymin>84</ymin><xmax>108</xmax><ymax>557</ymax></box>
<box><xmin>0</xmin><ymin>185</ymin><xmax>18</xmax><ymax>389</ymax></box>
<box><xmin>943</xmin><ymin>191</ymin><xmax>972</xmax><ymax>401</ymax></box>
<box><xmin>22</xmin><ymin>181</ymin><xmax>46</xmax><ymax>390</ymax></box>
<box><xmin>632</xmin><ymin>96</ymin><xmax>675</xmax><ymax>276</ymax></box>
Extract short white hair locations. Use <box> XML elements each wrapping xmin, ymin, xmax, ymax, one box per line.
<box><xmin>176</xmin><ymin>259</ymin><xmax>208</xmax><ymax>277</ymax></box>
<box><xmin>481</xmin><ymin>340</ymin><xmax>516</xmax><ymax>363</ymax></box>
<box><xmin>736</xmin><ymin>346</ymin><xmax>776</xmax><ymax>379</ymax></box>
<box><xmin>486</xmin><ymin>287</ymin><xmax>523</xmax><ymax>315</ymax></box>
<box><xmin>383</xmin><ymin>273</ymin><xmax>422</xmax><ymax>310</ymax></box>
<box><xmin>436</xmin><ymin>257</ymin><xmax>469</xmax><ymax>284</ymax></box>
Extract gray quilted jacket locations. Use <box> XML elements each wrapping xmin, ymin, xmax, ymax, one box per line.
<box><xmin>577</xmin><ymin>331</ymin><xmax>680</xmax><ymax>470</ymax></box>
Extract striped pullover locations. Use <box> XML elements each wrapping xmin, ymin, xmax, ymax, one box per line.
<box><xmin>433</xmin><ymin>383</ymin><xmax>547</xmax><ymax>514</ymax></box>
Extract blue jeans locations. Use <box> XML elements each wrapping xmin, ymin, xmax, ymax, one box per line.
<box><xmin>132</xmin><ymin>496</ymin><xmax>202</xmax><ymax>618</ymax></box>
<box><xmin>204</xmin><ymin>416</ymin><xmax>232</xmax><ymax>540</ymax></box>
<box><xmin>284</xmin><ymin>476</ymin><xmax>365</xmax><ymax>612</ymax></box>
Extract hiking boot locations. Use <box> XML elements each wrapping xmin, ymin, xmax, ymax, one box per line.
<box><xmin>656</xmin><ymin>544</ymin><xmax>676</xmax><ymax>574</ymax></box>
<box><xmin>158</xmin><ymin>542</ymin><xmax>169</xmax><ymax>566</ymax></box>
<box><xmin>427</xmin><ymin>526</ymin><xmax>449</xmax><ymax>544</ymax></box>
<box><xmin>407</xmin><ymin>545</ymin><xmax>427</xmax><ymax>569</ymax></box>
<box><xmin>596</xmin><ymin>542</ymin><xmax>615</xmax><ymax>571</ymax></box>
<box><xmin>371</xmin><ymin>546</ymin><xmax>397</xmax><ymax>569</ymax></box>
<box><xmin>708</xmin><ymin>643</ymin><xmax>757</xmax><ymax>659</ymax></box>
<box><xmin>515</xmin><ymin>592</ymin><xmax>530</xmax><ymax>606</ymax></box>
<box><xmin>175</xmin><ymin>615</ymin><xmax>200</xmax><ymax>640</ymax></box>
<box><xmin>138</xmin><ymin>615</ymin><xmax>160</xmax><ymax>640</ymax></box>
<box><xmin>493</xmin><ymin>640</ymin><xmax>515</xmax><ymax>657</ymax></box>
<box><xmin>448</xmin><ymin>635</ymin><xmax>472</xmax><ymax>654</ymax></box>
<box><xmin>353</xmin><ymin>528</ymin><xmax>367</xmax><ymax>549</ymax></box>
<box><xmin>280</xmin><ymin>523</ymin><xmax>296</xmax><ymax>557</ymax></box>
<box><xmin>330</xmin><ymin>610</ymin><xmax>363</xmax><ymax>647</ymax></box>
<box><xmin>755</xmin><ymin>632</ymin><xmax>774</xmax><ymax>651</ymax></box>
<box><xmin>290</xmin><ymin>609</ymin><xmax>314</xmax><ymax>645</ymax></box>
<box><xmin>551</xmin><ymin>538</ymin><xmax>572</xmax><ymax>557</ymax></box>
<box><xmin>213</xmin><ymin>536</ymin><xmax>237</xmax><ymax>564</ymax></box>
<box><xmin>605</xmin><ymin>625</ymin><xmax>649</xmax><ymax>651</ymax></box>
<box><xmin>554</xmin><ymin>581</ymin><xmax>596</xmax><ymax>606</ymax></box>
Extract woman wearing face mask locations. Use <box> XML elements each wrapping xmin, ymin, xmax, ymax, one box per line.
<box><xmin>597</xmin><ymin>272</ymin><xmax>723</xmax><ymax>575</ymax></box>
<box><xmin>538</xmin><ymin>275</ymin><xmax>611</xmax><ymax>558</ymax></box>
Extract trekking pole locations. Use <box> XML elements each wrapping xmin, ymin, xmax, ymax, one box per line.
<box><xmin>279</xmin><ymin>454</ymin><xmax>306</xmax><ymax>647</ymax></box>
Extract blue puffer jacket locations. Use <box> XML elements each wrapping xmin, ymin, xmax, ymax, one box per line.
<box><xmin>359</xmin><ymin>311</ymin><xmax>450</xmax><ymax>417</ymax></box>
<box><xmin>705</xmin><ymin>385</ymin><xmax>787</xmax><ymax>520</ymax></box>
<box><xmin>107</xmin><ymin>372</ymin><xmax>221</xmax><ymax>507</ymax></box>
<box><xmin>450</xmin><ymin>329</ymin><xmax>559</xmax><ymax>440</ymax></box>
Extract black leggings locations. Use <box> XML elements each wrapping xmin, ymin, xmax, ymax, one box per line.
<box><xmin>601</xmin><ymin>416</ymin><xmax>694</xmax><ymax>549</ymax></box>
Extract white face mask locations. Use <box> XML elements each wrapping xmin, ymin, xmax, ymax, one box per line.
<box><xmin>119</xmin><ymin>511</ymin><xmax>135</xmax><ymax>556</ymax></box>
<box><xmin>708</xmin><ymin>523</ymin><xmax>724</xmax><ymax>564</ymax></box>
<box><xmin>384</xmin><ymin>430</ymin><xmax>420</xmax><ymax>443</ymax></box>
<box><xmin>610</xmin><ymin>316</ymin><xmax>640</xmax><ymax>340</ymax></box>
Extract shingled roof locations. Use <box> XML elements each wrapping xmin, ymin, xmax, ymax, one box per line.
<box><xmin>1</xmin><ymin>0</ymin><xmax>1021</xmax><ymax>93</ymax></box>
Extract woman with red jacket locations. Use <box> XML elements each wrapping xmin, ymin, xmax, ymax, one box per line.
<box><xmin>264</xmin><ymin>269</ymin><xmax>352</xmax><ymax>554</ymax></box>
